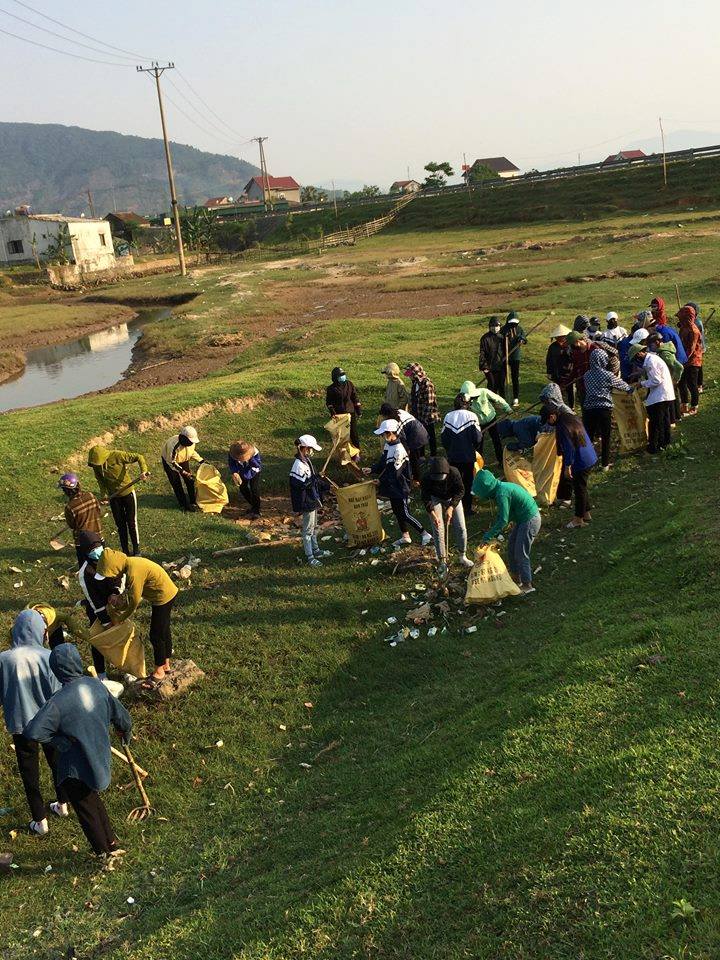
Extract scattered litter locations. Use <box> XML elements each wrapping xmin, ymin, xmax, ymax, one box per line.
<box><xmin>466</xmin><ymin>626</ymin><xmax>478</xmax><ymax>634</ymax></box>
<box><xmin>279</xmin><ymin>724</ymin><xmax>287</xmax><ymax>731</ymax></box>
<box><xmin>427</xmin><ymin>627</ymin><xmax>437</xmax><ymax>637</ymax></box>
<box><xmin>9</xmin><ymin>566</ymin><xmax>22</xmax><ymax>574</ymax></box>
<box><xmin>409</xmin><ymin>628</ymin><xmax>420</xmax><ymax>639</ymax></box>
<box><xmin>406</xmin><ymin>603</ymin><xmax>432</xmax><ymax>623</ymax></box>
<box><xmin>361</xmin><ymin>609</ymin><xmax>369</xmax><ymax>616</ymax></box>
<box><xmin>299</xmin><ymin>762</ymin><xmax>312</xmax><ymax>769</ymax></box>
<box><xmin>126</xmin><ymin>897</ymin><xmax>135</xmax><ymax>905</ymax></box>
<box><xmin>370</xmin><ymin>559</ymin><xmax>380</xmax><ymax>566</ymax></box>
<box><xmin>44</xmin><ymin>864</ymin><xmax>53</xmax><ymax>873</ymax></box>
<box><xmin>386</xmin><ymin>616</ymin><xmax>397</xmax><ymax>625</ymax></box>
<box><xmin>56</xmin><ymin>576</ymin><xmax>70</xmax><ymax>591</ymax></box>
<box><xmin>304</xmin><ymin>702</ymin><xmax>313</xmax><ymax>709</ymax></box>
<box><xmin>13</xmin><ymin>582</ymin><xmax>23</xmax><ymax>589</ymax></box>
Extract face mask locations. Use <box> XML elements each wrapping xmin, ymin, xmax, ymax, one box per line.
<box><xmin>490</xmin><ymin>326</ymin><xmax>500</xmax><ymax>334</ymax></box>
<box><xmin>88</xmin><ymin>546</ymin><xmax>104</xmax><ymax>562</ymax></box>
<box><xmin>338</xmin><ymin>375</ymin><xmax>347</xmax><ymax>383</ymax></box>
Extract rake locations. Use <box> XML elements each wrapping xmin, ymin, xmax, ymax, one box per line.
<box><xmin>123</xmin><ymin>743</ymin><xmax>155</xmax><ymax>822</ymax></box>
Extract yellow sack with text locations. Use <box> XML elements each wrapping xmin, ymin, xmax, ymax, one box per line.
<box><xmin>503</xmin><ymin>448</ymin><xmax>536</xmax><ymax>497</ymax></box>
<box><xmin>613</xmin><ymin>389</ymin><xmax>648</xmax><ymax>453</ymax></box>
<box><xmin>89</xmin><ymin>619</ymin><xmax>146</xmax><ymax>679</ymax></box>
<box><xmin>195</xmin><ymin>462</ymin><xmax>229</xmax><ymax>513</ymax></box>
<box><xmin>532</xmin><ymin>431</ymin><xmax>563</xmax><ymax>506</ymax></box>
<box><xmin>324</xmin><ymin>414</ymin><xmax>360</xmax><ymax>466</ymax></box>
<box><xmin>335</xmin><ymin>480</ymin><xmax>386</xmax><ymax>548</ymax></box>
<box><xmin>465</xmin><ymin>545</ymin><xmax>522</xmax><ymax>604</ymax></box>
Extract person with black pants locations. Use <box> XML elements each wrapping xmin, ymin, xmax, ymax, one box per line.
<box><xmin>74</xmin><ymin>531</ymin><xmax>126</xmax><ymax>680</ymax></box>
<box><xmin>545</xmin><ymin>324</ymin><xmax>575</xmax><ymax>409</ymax></box>
<box><xmin>87</xmin><ymin>444</ymin><xmax>148</xmax><ymax>556</ymax></box>
<box><xmin>161</xmin><ymin>426</ymin><xmax>203</xmax><ymax>511</ymax></box>
<box><xmin>582</xmin><ymin>349</ymin><xmax>633</xmax><ymax>469</ymax></box>
<box><xmin>479</xmin><ymin>317</ymin><xmax>507</xmax><ymax>396</ymax></box>
<box><xmin>500</xmin><ymin>311</ymin><xmax>528</xmax><ymax>407</ymax></box>
<box><xmin>379</xmin><ymin>404</ymin><xmax>429</xmax><ymax>484</ymax></box>
<box><xmin>228</xmin><ymin>440</ymin><xmax>263</xmax><ymax>518</ymax></box>
<box><xmin>440</xmin><ymin>395</ymin><xmax>484</xmax><ymax>516</ymax></box>
<box><xmin>628</xmin><ymin>343</ymin><xmax>675</xmax><ymax>453</ymax></box>
<box><xmin>326</xmin><ymin>366</ymin><xmax>362</xmax><ymax>451</ymax></box>
<box><xmin>540</xmin><ymin>407</ymin><xmax>598</xmax><ymax>528</ymax></box>
<box><xmin>24</xmin><ymin>643</ymin><xmax>131</xmax><ymax>858</ymax></box>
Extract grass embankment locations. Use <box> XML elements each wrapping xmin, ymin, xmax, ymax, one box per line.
<box><xmin>1</xmin><ymin>217</ymin><xmax>720</xmax><ymax>958</ymax></box>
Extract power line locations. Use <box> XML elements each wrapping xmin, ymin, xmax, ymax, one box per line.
<box><xmin>174</xmin><ymin>69</ymin><xmax>250</xmax><ymax>141</ymax></box>
<box><xmin>0</xmin><ymin>24</ymin><xmax>132</xmax><ymax>65</ymax></box>
<box><xmin>165</xmin><ymin>76</ymin><xmax>252</xmax><ymax>148</ymax></box>
<box><xmin>8</xmin><ymin>0</ymin><xmax>153</xmax><ymax>59</ymax></box>
<box><xmin>0</xmin><ymin>5</ymin><xmax>139</xmax><ymax>61</ymax></box>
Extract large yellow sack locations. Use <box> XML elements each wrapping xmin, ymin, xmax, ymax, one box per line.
<box><xmin>465</xmin><ymin>545</ymin><xmax>522</xmax><ymax>604</ymax></box>
<box><xmin>195</xmin><ymin>462</ymin><xmax>229</xmax><ymax>513</ymax></box>
<box><xmin>613</xmin><ymin>389</ymin><xmax>648</xmax><ymax>453</ymax></box>
<box><xmin>324</xmin><ymin>414</ymin><xmax>360</xmax><ymax>466</ymax></box>
<box><xmin>503</xmin><ymin>448</ymin><xmax>536</xmax><ymax>497</ymax></box>
<box><xmin>532</xmin><ymin>432</ymin><xmax>563</xmax><ymax>506</ymax></box>
<box><xmin>335</xmin><ymin>480</ymin><xmax>387</xmax><ymax>548</ymax></box>
<box><xmin>89</xmin><ymin>619</ymin><xmax>146</xmax><ymax>678</ymax></box>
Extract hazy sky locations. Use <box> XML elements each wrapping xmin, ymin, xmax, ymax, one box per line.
<box><xmin>3</xmin><ymin>0</ymin><xmax>720</xmax><ymax>188</ymax></box>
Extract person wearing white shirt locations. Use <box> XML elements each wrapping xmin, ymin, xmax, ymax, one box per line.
<box><xmin>628</xmin><ymin>343</ymin><xmax>674</xmax><ymax>453</ymax></box>
<box><xmin>605</xmin><ymin>311</ymin><xmax>628</xmax><ymax>342</ymax></box>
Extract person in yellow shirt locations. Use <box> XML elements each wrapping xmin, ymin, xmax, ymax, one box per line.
<box><xmin>95</xmin><ymin>547</ymin><xmax>178</xmax><ymax>690</ymax></box>
<box><xmin>160</xmin><ymin>425</ymin><xmax>203</xmax><ymax>512</ymax></box>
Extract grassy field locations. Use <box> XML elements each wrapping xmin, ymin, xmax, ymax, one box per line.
<box><xmin>1</xmin><ymin>211</ymin><xmax>719</xmax><ymax>959</ymax></box>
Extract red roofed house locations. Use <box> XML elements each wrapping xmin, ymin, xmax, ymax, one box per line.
<box><xmin>389</xmin><ymin>179</ymin><xmax>422</xmax><ymax>194</ymax></box>
<box><xmin>204</xmin><ymin>196</ymin><xmax>235</xmax><ymax>209</ymax></box>
<box><xmin>465</xmin><ymin>157</ymin><xmax>521</xmax><ymax>180</ymax></box>
<box><xmin>602</xmin><ymin>150</ymin><xmax>647</xmax><ymax>165</ymax></box>
<box><xmin>244</xmin><ymin>176</ymin><xmax>301</xmax><ymax>204</ymax></box>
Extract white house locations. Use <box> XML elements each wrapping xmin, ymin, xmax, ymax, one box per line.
<box><xmin>0</xmin><ymin>214</ymin><xmax>117</xmax><ymax>271</ymax></box>
<box><xmin>389</xmin><ymin>179</ymin><xmax>422</xmax><ymax>194</ymax></box>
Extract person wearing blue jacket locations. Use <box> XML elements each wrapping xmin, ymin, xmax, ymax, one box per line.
<box><xmin>365</xmin><ymin>419</ymin><xmax>432</xmax><ymax>549</ymax></box>
<box><xmin>496</xmin><ymin>415</ymin><xmax>547</xmax><ymax>451</ymax></box>
<box><xmin>228</xmin><ymin>440</ymin><xmax>262</xmax><ymax>519</ymax></box>
<box><xmin>1</xmin><ymin>610</ymin><xmax>67</xmax><ymax>835</ymax></box>
<box><xmin>23</xmin><ymin>643</ymin><xmax>131</xmax><ymax>857</ymax></box>
<box><xmin>441</xmin><ymin>396</ymin><xmax>484</xmax><ymax>515</ymax></box>
<box><xmin>289</xmin><ymin>435</ymin><xmax>332</xmax><ymax>567</ymax></box>
<box><xmin>540</xmin><ymin>406</ymin><xmax>598</xmax><ymax>528</ymax></box>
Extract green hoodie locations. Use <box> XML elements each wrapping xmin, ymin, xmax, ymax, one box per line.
<box><xmin>459</xmin><ymin>380</ymin><xmax>512</xmax><ymax>426</ymax></box>
<box><xmin>87</xmin><ymin>445</ymin><xmax>148</xmax><ymax>497</ymax></box>
<box><xmin>472</xmin><ymin>468</ymin><xmax>539</xmax><ymax>541</ymax></box>
<box><xmin>655</xmin><ymin>342</ymin><xmax>684</xmax><ymax>384</ymax></box>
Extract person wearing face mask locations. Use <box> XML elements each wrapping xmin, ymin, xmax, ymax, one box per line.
<box><xmin>479</xmin><ymin>317</ymin><xmax>507</xmax><ymax>396</ymax></box>
<box><xmin>87</xmin><ymin>444</ymin><xmax>149</xmax><ymax>556</ymax></box>
<box><xmin>289</xmin><ymin>435</ymin><xmax>332</xmax><ymax>567</ymax></box>
<box><xmin>500</xmin><ymin>311</ymin><xmax>528</xmax><ymax>407</ymax></box>
<box><xmin>75</xmin><ymin>532</ymin><xmax>126</xmax><ymax>683</ymax></box>
<box><xmin>161</xmin><ymin>426</ymin><xmax>203</xmax><ymax>512</ymax></box>
<box><xmin>58</xmin><ymin>473</ymin><xmax>102</xmax><ymax>568</ymax></box>
<box><xmin>326</xmin><ymin>367</ymin><xmax>362</xmax><ymax>451</ymax></box>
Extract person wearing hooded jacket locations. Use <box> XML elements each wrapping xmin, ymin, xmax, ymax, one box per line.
<box><xmin>95</xmin><ymin>547</ymin><xmax>178</xmax><ymax>689</ymax></box>
<box><xmin>326</xmin><ymin>367</ymin><xmax>362</xmax><ymax>450</ymax></box>
<box><xmin>161</xmin><ymin>426</ymin><xmax>203</xmax><ymax>512</ymax></box>
<box><xmin>289</xmin><ymin>435</ymin><xmax>332</xmax><ymax>567</ymax></box>
<box><xmin>379</xmin><ymin>404</ymin><xmax>429</xmax><ymax>483</ymax></box>
<box><xmin>650</xmin><ymin>297</ymin><xmax>688</xmax><ymax>364</ymax></box>
<box><xmin>500</xmin><ymin>311</ymin><xmax>527</xmax><ymax>406</ymax></box>
<box><xmin>0</xmin><ymin>610</ymin><xmax>67</xmax><ymax>835</ymax></box>
<box><xmin>75</xmin><ymin>531</ymin><xmax>126</xmax><ymax>681</ymax></box>
<box><xmin>24</xmin><ymin>643</ymin><xmax>131</xmax><ymax>858</ymax></box>
<box><xmin>404</xmin><ymin>363</ymin><xmax>440</xmax><ymax>456</ymax></box>
<box><xmin>441</xmin><ymin>395</ymin><xmax>484</xmax><ymax>515</ymax></box>
<box><xmin>458</xmin><ymin>379</ymin><xmax>511</xmax><ymax>464</ymax></box>
<box><xmin>540</xmin><ymin>406</ymin><xmax>598</xmax><ymax>527</ymax></box>
<box><xmin>685</xmin><ymin>301</ymin><xmax>706</xmax><ymax>392</ymax></box>
<box><xmin>539</xmin><ymin>382</ymin><xmax>574</xmax><ymax>416</ymax></box>
<box><xmin>471</xmin><ymin>469</ymin><xmax>541</xmax><ymax>594</ymax></box>
<box><xmin>628</xmin><ymin>342</ymin><xmax>674</xmax><ymax>453</ymax></box>
<box><xmin>420</xmin><ymin>457</ymin><xmax>474</xmax><ymax>575</ymax></box>
<box><xmin>87</xmin><ymin>444</ymin><xmax>149</xmax><ymax>555</ymax></box>
<box><xmin>381</xmin><ymin>362</ymin><xmax>409</xmax><ymax>410</ymax></box>
<box><xmin>479</xmin><ymin>317</ymin><xmax>507</xmax><ymax>396</ymax></box>
<box><xmin>676</xmin><ymin>305</ymin><xmax>703</xmax><ymax>415</ymax></box>
<box><xmin>582</xmin><ymin>350</ymin><xmax>633</xmax><ymax>469</ymax></box>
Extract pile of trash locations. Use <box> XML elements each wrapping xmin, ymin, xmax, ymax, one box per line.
<box><xmin>161</xmin><ymin>556</ymin><xmax>202</xmax><ymax>580</ymax></box>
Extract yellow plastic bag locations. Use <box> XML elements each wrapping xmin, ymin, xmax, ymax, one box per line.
<box><xmin>195</xmin><ymin>462</ymin><xmax>229</xmax><ymax>513</ymax></box>
<box><xmin>613</xmin><ymin>389</ymin><xmax>648</xmax><ymax>453</ymax></box>
<box><xmin>335</xmin><ymin>480</ymin><xmax>387</xmax><ymax>548</ymax></box>
<box><xmin>465</xmin><ymin>545</ymin><xmax>522</xmax><ymax>604</ymax></box>
<box><xmin>503</xmin><ymin>448</ymin><xmax>536</xmax><ymax>497</ymax></box>
<box><xmin>324</xmin><ymin>414</ymin><xmax>360</xmax><ymax>466</ymax></box>
<box><xmin>532</xmin><ymin>432</ymin><xmax>563</xmax><ymax>506</ymax></box>
<box><xmin>89</xmin><ymin>619</ymin><xmax>146</xmax><ymax>679</ymax></box>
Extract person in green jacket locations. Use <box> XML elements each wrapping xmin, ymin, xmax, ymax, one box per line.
<box><xmin>459</xmin><ymin>379</ymin><xmax>512</xmax><ymax>463</ymax></box>
<box><xmin>472</xmin><ymin>468</ymin><xmax>541</xmax><ymax>594</ymax></box>
<box><xmin>87</xmin><ymin>445</ymin><xmax>149</xmax><ymax>557</ymax></box>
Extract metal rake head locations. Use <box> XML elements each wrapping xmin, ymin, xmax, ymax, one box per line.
<box><xmin>126</xmin><ymin>803</ymin><xmax>155</xmax><ymax>823</ymax></box>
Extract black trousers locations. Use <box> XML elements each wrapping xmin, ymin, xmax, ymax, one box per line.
<box><xmin>698</xmin><ymin>365</ymin><xmax>704</xmax><ymax>388</ymax></box>
<box><xmin>558</xmin><ymin>468</ymin><xmax>591</xmax><ymax>518</ymax></box>
<box><xmin>679</xmin><ymin>366</ymin><xmax>700</xmax><ymax>407</ymax></box>
<box><xmin>449</xmin><ymin>460</ymin><xmax>475</xmax><ymax>515</ymax></box>
<box><xmin>162</xmin><ymin>459</ymin><xmax>196</xmax><ymax>510</ymax></box>
<box><xmin>110</xmin><ymin>491</ymin><xmax>139</xmax><ymax>555</ymax></box>
<box><xmin>647</xmin><ymin>401</ymin><xmax>672</xmax><ymax>453</ymax></box>
<box><xmin>422</xmin><ymin>421</ymin><xmax>437</xmax><ymax>457</ymax></box>
<box><xmin>478</xmin><ymin>419</ymin><xmax>503</xmax><ymax>464</ymax></box>
<box><xmin>408</xmin><ymin>447</ymin><xmax>422</xmax><ymax>483</ymax></box>
<box><xmin>149</xmin><ymin>597</ymin><xmax>174</xmax><ymax>667</ymax></box>
<box><xmin>582</xmin><ymin>407</ymin><xmax>613</xmax><ymax>467</ymax></box>
<box><xmin>390</xmin><ymin>497</ymin><xmax>424</xmax><ymax>535</ymax></box>
<box><xmin>239</xmin><ymin>475</ymin><xmax>262</xmax><ymax>513</ymax></box>
<box><xmin>508</xmin><ymin>359</ymin><xmax>521</xmax><ymax>401</ymax></box>
<box><xmin>13</xmin><ymin>734</ymin><xmax>66</xmax><ymax>822</ymax></box>
<box><xmin>63</xmin><ymin>777</ymin><xmax>116</xmax><ymax>855</ymax></box>
<box><xmin>485</xmin><ymin>368</ymin><xmax>507</xmax><ymax>398</ymax></box>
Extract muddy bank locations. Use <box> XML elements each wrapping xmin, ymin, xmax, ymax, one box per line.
<box><xmin>0</xmin><ymin>349</ymin><xmax>25</xmax><ymax>385</ymax></box>
<box><xmin>0</xmin><ymin>304</ymin><xmax>137</xmax><ymax>353</ymax></box>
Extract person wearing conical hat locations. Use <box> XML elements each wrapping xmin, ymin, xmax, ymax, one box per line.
<box><xmin>545</xmin><ymin>323</ymin><xmax>575</xmax><ymax>409</ymax></box>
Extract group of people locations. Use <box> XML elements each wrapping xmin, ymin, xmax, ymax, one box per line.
<box><xmin>1</xmin><ymin>296</ymin><xmax>708</xmax><ymax>859</ymax></box>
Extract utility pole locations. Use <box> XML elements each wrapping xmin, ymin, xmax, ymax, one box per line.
<box><xmin>331</xmin><ymin>178</ymin><xmax>339</xmax><ymax>219</ymax></box>
<box><xmin>659</xmin><ymin>116</ymin><xmax>668</xmax><ymax>188</ymax></box>
<box><xmin>86</xmin><ymin>189</ymin><xmax>96</xmax><ymax>218</ymax></box>
<box><xmin>463</xmin><ymin>151</ymin><xmax>472</xmax><ymax>203</ymax></box>
<box><xmin>252</xmin><ymin>137</ymin><xmax>272</xmax><ymax>211</ymax></box>
<box><xmin>137</xmin><ymin>62</ymin><xmax>186</xmax><ymax>276</ymax></box>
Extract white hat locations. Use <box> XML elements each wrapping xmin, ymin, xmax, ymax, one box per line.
<box><xmin>606</xmin><ymin>311</ymin><xmax>619</xmax><ymax>322</ymax></box>
<box><xmin>180</xmin><ymin>425</ymin><xmax>199</xmax><ymax>444</ymax></box>
<box><xmin>297</xmin><ymin>434</ymin><xmax>322</xmax><ymax>451</ymax></box>
<box><xmin>374</xmin><ymin>419</ymin><xmax>400</xmax><ymax>435</ymax></box>
<box><xmin>548</xmin><ymin>323</ymin><xmax>571</xmax><ymax>339</ymax></box>
<box><xmin>631</xmin><ymin>328</ymin><xmax>649</xmax><ymax>344</ymax></box>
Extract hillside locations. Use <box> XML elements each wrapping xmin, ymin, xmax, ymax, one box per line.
<box><xmin>0</xmin><ymin>122</ymin><xmax>260</xmax><ymax>216</ymax></box>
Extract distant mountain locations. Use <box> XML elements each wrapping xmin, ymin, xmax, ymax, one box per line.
<box><xmin>0</xmin><ymin>122</ymin><xmax>262</xmax><ymax>216</ymax></box>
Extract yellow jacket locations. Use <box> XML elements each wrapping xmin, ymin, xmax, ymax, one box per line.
<box><xmin>96</xmin><ymin>548</ymin><xmax>177</xmax><ymax>616</ymax></box>
<box><xmin>161</xmin><ymin>435</ymin><xmax>202</xmax><ymax>469</ymax></box>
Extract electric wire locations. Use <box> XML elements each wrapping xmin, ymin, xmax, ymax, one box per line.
<box><xmin>0</xmin><ymin>5</ymin><xmax>140</xmax><ymax>61</ymax></box>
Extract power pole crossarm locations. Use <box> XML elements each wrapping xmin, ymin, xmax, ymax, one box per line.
<box><xmin>137</xmin><ymin>62</ymin><xmax>187</xmax><ymax>276</ymax></box>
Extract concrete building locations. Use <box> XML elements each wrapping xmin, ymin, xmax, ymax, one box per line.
<box><xmin>244</xmin><ymin>176</ymin><xmax>301</xmax><ymax>204</ymax></box>
<box><xmin>389</xmin><ymin>179</ymin><xmax>422</xmax><ymax>194</ymax></box>
<box><xmin>105</xmin><ymin>211</ymin><xmax>150</xmax><ymax>243</ymax></box>
<box><xmin>0</xmin><ymin>213</ymin><xmax>116</xmax><ymax>270</ymax></box>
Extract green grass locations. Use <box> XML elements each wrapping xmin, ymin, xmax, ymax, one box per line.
<box><xmin>1</xmin><ymin>212</ymin><xmax>720</xmax><ymax>959</ymax></box>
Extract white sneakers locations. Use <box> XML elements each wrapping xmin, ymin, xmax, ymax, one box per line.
<box><xmin>393</xmin><ymin>536</ymin><xmax>411</xmax><ymax>548</ymax></box>
<box><xmin>513</xmin><ymin>398</ymin><xmax>519</xmax><ymax>408</ymax></box>
<box><xmin>50</xmin><ymin>802</ymin><xmax>69</xmax><ymax>818</ymax></box>
<box><xmin>421</xmin><ymin>531</ymin><xmax>433</xmax><ymax>547</ymax></box>
<box><xmin>29</xmin><ymin>818</ymin><xmax>49</xmax><ymax>836</ymax></box>
<box><xmin>459</xmin><ymin>554</ymin><xmax>474</xmax><ymax>569</ymax></box>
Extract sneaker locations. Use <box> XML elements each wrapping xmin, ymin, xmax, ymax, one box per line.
<box><xmin>513</xmin><ymin>398</ymin><xmax>519</xmax><ymax>408</ymax></box>
<box><xmin>566</xmin><ymin>519</ymin><xmax>585</xmax><ymax>529</ymax></box>
<box><xmin>308</xmin><ymin>557</ymin><xmax>323</xmax><ymax>567</ymax></box>
<box><xmin>602</xmin><ymin>465</ymin><xmax>611</xmax><ymax>473</ymax></box>
<box><xmin>459</xmin><ymin>554</ymin><xmax>475</xmax><ymax>569</ymax></box>
<box><xmin>29</xmin><ymin>819</ymin><xmax>49</xmax><ymax>836</ymax></box>
<box><xmin>688</xmin><ymin>407</ymin><xmax>698</xmax><ymax>416</ymax></box>
<box><xmin>519</xmin><ymin>584</ymin><xmax>536</xmax><ymax>595</ymax></box>
<box><xmin>50</xmin><ymin>802</ymin><xmax>69</xmax><ymax>818</ymax></box>
<box><xmin>393</xmin><ymin>537</ymin><xmax>411</xmax><ymax>548</ymax></box>
<box><xmin>314</xmin><ymin>550</ymin><xmax>332</xmax><ymax>559</ymax></box>
<box><xmin>437</xmin><ymin>562</ymin><xmax>449</xmax><ymax>579</ymax></box>
<box><xmin>557</xmin><ymin>499</ymin><xmax>572</xmax><ymax>508</ymax></box>
<box><xmin>421</xmin><ymin>531</ymin><xmax>433</xmax><ymax>547</ymax></box>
